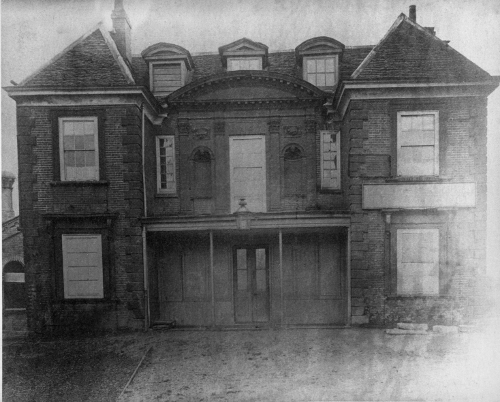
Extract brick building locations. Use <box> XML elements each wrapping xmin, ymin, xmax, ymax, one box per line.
<box><xmin>4</xmin><ymin>2</ymin><xmax>498</xmax><ymax>333</ymax></box>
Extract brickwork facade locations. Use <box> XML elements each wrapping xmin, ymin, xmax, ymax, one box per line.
<box><xmin>5</xmin><ymin>4</ymin><xmax>497</xmax><ymax>333</ymax></box>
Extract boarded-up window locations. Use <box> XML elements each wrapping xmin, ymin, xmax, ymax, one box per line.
<box><xmin>62</xmin><ymin>234</ymin><xmax>104</xmax><ymax>299</ymax></box>
<box><xmin>192</xmin><ymin>150</ymin><xmax>212</xmax><ymax>197</ymax></box>
<box><xmin>156</xmin><ymin>136</ymin><xmax>176</xmax><ymax>194</ymax></box>
<box><xmin>59</xmin><ymin>117</ymin><xmax>99</xmax><ymax>181</ymax></box>
<box><xmin>284</xmin><ymin>145</ymin><xmax>305</xmax><ymax>196</ymax></box>
<box><xmin>229</xmin><ymin>136</ymin><xmax>266</xmax><ymax>212</ymax></box>
<box><xmin>320</xmin><ymin>130</ymin><xmax>340</xmax><ymax>190</ymax></box>
<box><xmin>397</xmin><ymin>111</ymin><xmax>439</xmax><ymax>176</ymax></box>
<box><xmin>3</xmin><ymin>261</ymin><xmax>26</xmax><ymax>309</ymax></box>
<box><xmin>152</xmin><ymin>63</ymin><xmax>184</xmax><ymax>95</ymax></box>
<box><xmin>227</xmin><ymin>58</ymin><xmax>262</xmax><ymax>71</ymax></box>
<box><xmin>304</xmin><ymin>56</ymin><xmax>338</xmax><ymax>87</ymax></box>
<box><xmin>397</xmin><ymin>228</ymin><xmax>439</xmax><ymax>295</ymax></box>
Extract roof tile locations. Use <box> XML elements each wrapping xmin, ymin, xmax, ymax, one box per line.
<box><xmin>23</xmin><ymin>30</ymin><xmax>132</xmax><ymax>87</ymax></box>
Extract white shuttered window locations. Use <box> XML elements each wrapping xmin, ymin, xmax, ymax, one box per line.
<box><xmin>320</xmin><ymin>130</ymin><xmax>340</xmax><ymax>190</ymax></box>
<box><xmin>152</xmin><ymin>62</ymin><xmax>185</xmax><ymax>95</ymax></box>
<box><xmin>59</xmin><ymin>117</ymin><xmax>99</xmax><ymax>181</ymax></box>
<box><xmin>397</xmin><ymin>228</ymin><xmax>439</xmax><ymax>296</ymax></box>
<box><xmin>397</xmin><ymin>111</ymin><xmax>439</xmax><ymax>176</ymax></box>
<box><xmin>62</xmin><ymin>234</ymin><xmax>104</xmax><ymax>299</ymax></box>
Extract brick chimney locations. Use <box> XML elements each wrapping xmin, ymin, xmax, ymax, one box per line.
<box><xmin>2</xmin><ymin>171</ymin><xmax>16</xmax><ymax>222</ymax></box>
<box><xmin>111</xmin><ymin>0</ymin><xmax>132</xmax><ymax>63</ymax></box>
<box><xmin>409</xmin><ymin>5</ymin><xmax>416</xmax><ymax>22</ymax></box>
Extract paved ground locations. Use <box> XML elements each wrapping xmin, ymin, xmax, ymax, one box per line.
<box><xmin>3</xmin><ymin>325</ymin><xmax>500</xmax><ymax>402</ymax></box>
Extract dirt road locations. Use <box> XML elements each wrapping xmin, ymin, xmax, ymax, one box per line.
<box><xmin>3</xmin><ymin>327</ymin><xmax>499</xmax><ymax>401</ymax></box>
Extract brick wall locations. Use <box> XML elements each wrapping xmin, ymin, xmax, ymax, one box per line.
<box><xmin>147</xmin><ymin>105</ymin><xmax>347</xmax><ymax>217</ymax></box>
<box><xmin>17</xmin><ymin>104</ymin><xmax>146</xmax><ymax>334</ymax></box>
<box><xmin>345</xmin><ymin>97</ymin><xmax>488</xmax><ymax>326</ymax></box>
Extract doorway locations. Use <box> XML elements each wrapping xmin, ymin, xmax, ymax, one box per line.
<box><xmin>233</xmin><ymin>246</ymin><xmax>270</xmax><ymax>323</ymax></box>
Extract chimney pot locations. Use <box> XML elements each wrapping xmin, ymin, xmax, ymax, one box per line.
<box><xmin>409</xmin><ymin>5</ymin><xmax>416</xmax><ymax>22</ymax></box>
<box><xmin>111</xmin><ymin>0</ymin><xmax>132</xmax><ymax>63</ymax></box>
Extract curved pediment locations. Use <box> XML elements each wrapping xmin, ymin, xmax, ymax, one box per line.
<box><xmin>141</xmin><ymin>42</ymin><xmax>194</xmax><ymax>70</ymax></box>
<box><xmin>295</xmin><ymin>36</ymin><xmax>345</xmax><ymax>60</ymax></box>
<box><xmin>167</xmin><ymin>71</ymin><xmax>326</xmax><ymax>106</ymax></box>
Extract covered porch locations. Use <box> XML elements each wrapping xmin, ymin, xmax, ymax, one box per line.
<box><xmin>143</xmin><ymin>212</ymin><xmax>351</xmax><ymax>328</ymax></box>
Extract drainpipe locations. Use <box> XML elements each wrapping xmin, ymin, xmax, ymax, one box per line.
<box><xmin>141</xmin><ymin>103</ymin><xmax>150</xmax><ymax>331</ymax></box>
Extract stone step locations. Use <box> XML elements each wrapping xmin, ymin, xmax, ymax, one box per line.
<box><xmin>397</xmin><ymin>323</ymin><xmax>428</xmax><ymax>331</ymax></box>
<box><xmin>386</xmin><ymin>329</ymin><xmax>428</xmax><ymax>335</ymax></box>
<box><xmin>458</xmin><ymin>325</ymin><xmax>478</xmax><ymax>333</ymax></box>
<box><xmin>432</xmin><ymin>325</ymin><xmax>459</xmax><ymax>333</ymax></box>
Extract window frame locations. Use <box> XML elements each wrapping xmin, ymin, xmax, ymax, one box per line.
<box><xmin>397</xmin><ymin>111</ymin><xmax>439</xmax><ymax>177</ymax></box>
<box><xmin>156</xmin><ymin>135</ymin><xmax>177</xmax><ymax>195</ymax></box>
<box><xmin>303</xmin><ymin>55</ymin><xmax>338</xmax><ymax>88</ymax></box>
<box><xmin>227</xmin><ymin>57</ymin><xmax>262</xmax><ymax>71</ymax></box>
<box><xmin>58</xmin><ymin>116</ymin><xmax>99</xmax><ymax>182</ymax></box>
<box><xmin>320</xmin><ymin>130</ymin><xmax>341</xmax><ymax>190</ymax></box>
<box><xmin>150</xmin><ymin>61</ymin><xmax>186</xmax><ymax>96</ymax></box>
<box><xmin>396</xmin><ymin>228</ymin><xmax>439</xmax><ymax>296</ymax></box>
<box><xmin>389</xmin><ymin>222</ymin><xmax>449</xmax><ymax>297</ymax></box>
<box><xmin>62</xmin><ymin>234</ymin><xmax>104</xmax><ymax>299</ymax></box>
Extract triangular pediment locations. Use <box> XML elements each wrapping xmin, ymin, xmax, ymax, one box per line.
<box><xmin>168</xmin><ymin>72</ymin><xmax>325</xmax><ymax>105</ymax></box>
<box><xmin>19</xmin><ymin>24</ymin><xmax>135</xmax><ymax>87</ymax></box>
<box><xmin>352</xmin><ymin>15</ymin><xmax>491</xmax><ymax>82</ymax></box>
<box><xmin>219</xmin><ymin>38</ymin><xmax>268</xmax><ymax>55</ymax></box>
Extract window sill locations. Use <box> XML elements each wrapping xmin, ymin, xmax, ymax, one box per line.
<box><xmin>386</xmin><ymin>295</ymin><xmax>452</xmax><ymax>300</ymax></box>
<box><xmin>385</xmin><ymin>176</ymin><xmax>450</xmax><ymax>183</ymax></box>
<box><xmin>54</xmin><ymin>298</ymin><xmax>118</xmax><ymax>305</ymax></box>
<box><xmin>50</xmin><ymin>180</ymin><xmax>109</xmax><ymax>187</ymax></box>
<box><xmin>318</xmin><ymin>188</ymin><xmax>342</xmax><ymax>194</ymax></box>
<box><xmin>156</xmin><ymin>193</ymin><xmax>178</xmax><ymax>198</ymax></box>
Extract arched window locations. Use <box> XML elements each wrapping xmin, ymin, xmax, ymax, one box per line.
<box><xmin>283</xmin><ymin>145</ymin><xmax>305</xmax><ymax>196</ymax></box>
<box><xmin>191</xmin><ymin>148</ymin><xmax>214</xmax><ymax>214</ymax></box>
<box><xmin>3</xmin><ymin>261</ymin><xmax>26</xmax><ymax>310</ymax></box>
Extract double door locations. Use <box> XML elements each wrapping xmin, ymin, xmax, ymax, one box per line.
<box><xmin>233</xmin><ymin>246</ymin><xmax>270</xmax><ymax>323</ymax></box>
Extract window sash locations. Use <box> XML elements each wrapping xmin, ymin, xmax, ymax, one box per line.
<box><xmin>304</xmin><ymin>56</ymin><xmax>337</xmax><ymax>87</ymax></box>
<box><xmin>397</xmin><ymin>111</ymin><xmax>439</xmax><ymax>176</ymax></box>
<box><xmin>320</xmin><ymin>130</ymin><xmax>340</xmax><ymax>190</ymax></box>
<box><xmin>227</xmin><ymin>58</ymin><xmax>262</xmax><ymax>71</ymax></box>
<box><xmin>156</xmin><ymin>136</ymin><xmax>176</xmax><ymax>194</ymax></box>
<box><xmin>59</xmin><ymin>117</ymin><xmax>99</xmax><ymax>181</ymax></box>
<box><xmin>396</xmin><ymin>228</ymin><xmax>439</xmax><ymax>296</ymax></box>
<box><xmin>62</xmin><ymin>234</ymin><xmax>104</xmax><ymax>299</ymax></box>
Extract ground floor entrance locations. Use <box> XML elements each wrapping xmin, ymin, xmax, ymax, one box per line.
<box><xmin>147</xmin><ymin>225</ymin><xmax>348</xmax><ymax>328</ymax></box>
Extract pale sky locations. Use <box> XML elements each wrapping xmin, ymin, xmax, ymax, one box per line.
<box><xmin>1</xmin><ymin>0</ymin><xmax>499</xmax><ymax>275</ymax></box>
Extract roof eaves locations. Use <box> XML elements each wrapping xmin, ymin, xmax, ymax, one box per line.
<box><xmin>350</xmin><ymin>13</ymin><xmax>406</xmax><ymax>80</ymax></box>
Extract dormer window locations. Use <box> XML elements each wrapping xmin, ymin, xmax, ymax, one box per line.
<box><xmin>141</xmin><ymin>43</ymin><xmax>194</xmax><ymax>97</ymax></box>
<box><xmin>295</xmin><ymin>37</ymin><xmax>345</xmax><ymax>89</ymax></box>
<box><xmin>219</xmin><ymin>38</ymin><xmax>268</xmax><ymax>71</ymax></box>
<box><xmin>151</xmin><ymin>62</ymin><xmax>186</xmax><ymax>95</ymax></box>
<box><xmin>304</xmin><ymin>56</ymin><xmax>338</xmax><ymax>87</ymax></box>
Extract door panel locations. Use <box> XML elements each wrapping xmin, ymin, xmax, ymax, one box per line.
<box><xmin>234</xmin><ymin>247</ymin><xmax>270</xmax><ymax>323</ymax></box>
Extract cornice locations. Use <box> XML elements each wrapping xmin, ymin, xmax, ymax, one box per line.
<box><xmin>335</xmin><ymin>79</ymin><xmax>500</xmax><ymax>119</ymax></box>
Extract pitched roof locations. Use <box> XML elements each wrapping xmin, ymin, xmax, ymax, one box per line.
<box><xmin>351</xmin><ymin>14</ymin><xmax>492</xmax><ymax>82</ymax></box>
<box><xmin>20</xmin><ymin>24</ymin><xmax>135</xmax><ymax>88</ymax></box>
